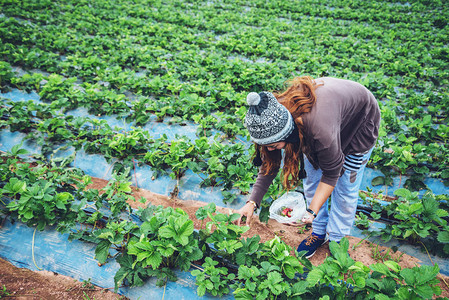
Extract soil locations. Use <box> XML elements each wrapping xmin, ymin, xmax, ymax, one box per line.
<box><xmin>1</xmin><ymin>176</ymin><xmax>448</xmax><ymax>299</ymax></box>
<box><xmin>0</xmin><ymin>257</ymin><xmax>127</xmax><ymax>300</ymax></box>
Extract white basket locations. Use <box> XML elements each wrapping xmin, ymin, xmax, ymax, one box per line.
<box><xmin>269</xmin><ymin>191</ymin><xmax>307</xmax><ymax>224</ymax></box>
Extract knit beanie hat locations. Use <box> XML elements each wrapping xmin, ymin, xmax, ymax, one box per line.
<box><xmin>244</xmin><ymin>91</ymin><xmax>294</xmax><ymax>145</ymax></box>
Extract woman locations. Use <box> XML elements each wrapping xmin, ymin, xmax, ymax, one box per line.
<box><xmin>237</xmin><ymin>76</ymin><xmax>380</xmax><ymax>258</ymax></box>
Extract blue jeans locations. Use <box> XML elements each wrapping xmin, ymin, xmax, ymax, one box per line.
<box><xmin>303</xmin><ymin>148</ymin><xmax>373</xmax><ymax>241</ymax></box>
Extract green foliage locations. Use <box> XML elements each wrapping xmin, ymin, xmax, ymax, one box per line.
<box><xmin>0</xmin><ymin>153</ymin><xmax>444</xmax><ymax>299</ymax></box>
<box><xmin>372</xmin><ymin>189</ymin><xmax>449</xmax><ymax>257</ymax></box>
<box><xmin>99</xmin><ymin>168</ymin><xmax>134</xmax><ymax>218</ymax></box>
<box><xmin>0</xmin><ymin>61</ymin><xmax>15</xmax><ymax>92</ymax></box>
<box><xmin>200</xmin><ymin>204</ymin><xmax>249</xmax><ymax>260</ymax></box>
<box><xmin>115</xmin><ymin>205</ymin><xmax>202</xmax><ymax>290</ymax></box>
<box><xmin>94</xmin><ymin>220</ymin><xmax>137</xmax><ymax>264</ymax></box>
<box><xmin>306</xmin><ymin>239</ymin><xmax>367</xmax><ymax>298</ymax></box>
<box><xmin>354</xmin><ymin>212</ymin><xmax>372</xmax><ymax>230</ymax></box>
<box><xmin>232</xmin><ymin>236</ymin><xmax>307</xmax><ymax>299</ymax></box>
<box><xmin>0</xmin><ymin>0</ymin><xmax>448</xmax><ymax>298</ymax></box>
<box><xmin>6</xmin><ymin>180</ymin><xmax>77</xmax><ymax>230</ymax></box>
<box><xmin>191</xmin><ymin>257</ymin><xmax>235</xmax><ymax>297</ymax></box>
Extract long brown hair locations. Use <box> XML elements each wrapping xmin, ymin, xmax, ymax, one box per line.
<box><xmin>257</xmin><ymin>76</ymin><xmax>322</xmax><ymax>190</ymax></box>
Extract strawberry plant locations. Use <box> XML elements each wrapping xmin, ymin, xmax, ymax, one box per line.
<box><xmin>198</xmin><ymin>203</ymin><xmax>249</xmax><ymax>261</ymax></box>
<box><xmin>306</xmin><ymin>239</ymin><xmax>368</xmax><ymax>298</ymax></box>
<box><xmin>231</xmin><ymin>237</ymin><xmax>307</xmax><ymax>299</ymax></box>
<box><xmin>126</xmin><ymin>96</ymin><xmax>152</xmax><ymax>126</ymax></box>
<box><xmin>0</xmin><ymin>61</ymin><xmax>14</xmax><ymax>92</ymax></box>
<box><xmin>39</xmin><ymin>74</ymin><xmax>77</xmax><ymax>104</ymax></box>
<box><xmin>5</xmin><ymin>100</ymin><xmax>36</xmax><ymax>132</ymax></box>
<box><xmin>93</xmin><ymin>220</ymin><xmax>138</xmax><ymax>265</ymax></box>
<box><xmin>0</xmin><ymin>177</ymin><xmax>26</xmax><ymax>202</ymax></box>
<box><xmin>99</xmin><ymin>168</ymin><xmax>134</xmax><ymax>218</ymax></box>
<box><xmin>164</xmin><ymin>137</ymin><xmax>198</xmax><ymax>180</ymax></box>
<box><xmin>6</xmin><ymin>180</ymin><xmax>77</xmax><ymax>231</ymax></box>
<box><xmin>366</xmin><ymin>261</ymin><xmax>441</xmax><ymax>299</ymax></box>
<box><xmin>230</xmin><ymin>236</ymin><xmax>307</xmax><ymax>299</ymax></box>
<box><xmin>372</xmin><ymin>188</ymin><xmax>449</xmax><ymax>257</ymax></box>
<box><xmin>115</xmin><ymin>205</ymin><xmax>202</xmax><ymax>289</ymax></box>
<box><xmin>354</xmin><ymin>212</ymin><xmax>372</xmax><ymax>230</ymax></box>
<box><xmin>191</xmin><ymin>257</ymin><xmax>236</xmax><ymax>297</ymax></box>
<box><xmin>11</xmin><ymin>72</ymin><xmax>46</xmax><ymax>93</ymax></box>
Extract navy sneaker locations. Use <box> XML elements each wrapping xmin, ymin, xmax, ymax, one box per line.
<box><xmin>297</xmin><ymin>232</ymin><xmax>329</xmax><ymax>258</ymax></box>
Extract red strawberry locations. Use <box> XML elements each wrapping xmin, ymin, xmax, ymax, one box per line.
<box><xmin>282</xmin><ymin>207</ymin><xmax>292</xmax><ymax>217</ymax></box>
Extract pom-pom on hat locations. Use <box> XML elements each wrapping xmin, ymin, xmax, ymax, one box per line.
<box><xmin>244</xmin><ymin>91</ymin><xmax>294</xmax><ymax>145</ymax></box>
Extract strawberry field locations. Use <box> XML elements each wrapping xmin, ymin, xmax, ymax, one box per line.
<box><xmin>0</xmin><ymin>0</ymin><xmax>448</xmax><ymax>299</ymax></box>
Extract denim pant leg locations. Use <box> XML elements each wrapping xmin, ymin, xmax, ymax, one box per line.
<box><xmin>303</xmin><ymin>157</ymin><xmax>328</xmax><ymax>236</ymax></box>
<box><xmin>327</xmin><ymin>148</ymin><xmax>374</xmax><ymax>241</ymax></box>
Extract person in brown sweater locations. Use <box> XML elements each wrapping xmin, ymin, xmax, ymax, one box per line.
<box><xmin>237</xmin><ymin>76</ymin><xmax>381</xmax><ymax>258</ymax></box>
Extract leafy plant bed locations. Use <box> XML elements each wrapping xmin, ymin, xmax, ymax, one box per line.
<box><xmin>3</xmin><ymin>152</ymin><xmax>446</xmax><ymax>295</ymax></box>
<box><xmin>61</xmin><ymin>176</ymin><xmax>449</xmax><ymax>296</ymax></box>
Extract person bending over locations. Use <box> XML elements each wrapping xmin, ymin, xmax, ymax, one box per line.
<box><xmin>237</xmin><ymin>76</ymin><xmax>380</xmax><ymax>258</ymax></box>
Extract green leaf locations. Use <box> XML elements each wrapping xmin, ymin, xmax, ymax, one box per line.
<box><xmin>416</xmin><ymin>264</ymin><xmax>439</xmax><ymax>284</ymax></box>
<box><xmin>370</xmin><ymin>263</ymin><xmax>390</xmax><ymax>275</ymax></box>
<box><xmin>188</xmin><ymin>248</ymin><xmax>203</xmax><ymax>261</ymax></box>
<box><xmin>307</xmin><ymin>268</ymin><xmax>324</xmax><ymax>286</ymax></box>
<box><xmin>383</xmin><ymin>261</ymin><xmax>400</xmax><ymax>273</ymax></box>
<box><xmin>436</xmin><ymin>209</ymin><xmax>449</xmax><ymax>218</ymax></box>
<box><xmin>158</xmin><ymin>245</ymin><xmax>175</xmax><ymax>257</ymax></box>
<box><xmin>353</xmin><ymin>272</ymin><xmax>366</xmax><ymax>288</ymax></box>
<box><xmin>415</xmin><ymin>284</ymin><xmax>435</xmax><ymax>299</ymax></box>
<box><xmin>374</xmin><ymin>294</ymin><xmax>391</xmax><ymax>300</ymax></box>
<box><xmin>176</xmin><ymin>218</ymin><xmax>194</xmax><ymax>245</ymax></box>
<box><xmin>197</xmin><ymin>285</ymin><xmax>206</xmax><ymax>297</ymax></box>
<box><xmin>283</xmin><ymin>264</ymin><xmax>296</xmax><ymax>279</ymax></box>
<box><xmin>371</xmin><ymin>176</ymin><xmax>385</xmax><ymax>186</ymax></box>
<box><xmin>438</xmin><ymin>231</ymin><xmax>449</xmax><ymax>243</ymax></box>
<box><xmin>114</xmin><ymin>267</ymin><xmax>129</xmax><ymax>292</ymax></box>
<box><xmin>23</xmin><ymin>210</ymin><xmax>34</xmax><ymax>220</ymax></box>
<box><xmin>394</xmin><ymin>188</ymin><xmax>411</xmax><ymax>199</ymax></box>
<box><xmin>397</xmin><ymin>286</ymin><xmax>412</xmax><ymax>299</ymax></box>
<box><xmin>55</xmin><ymin>201</ymin><xmax>66</xmax><ymax>210</ymax></box>
<box><xmin>205</xmin><ymin>280</ymin><xmax>214</xmax><ymax>290</ymax></box>
<box><xmin>400</xmin><ymin>268</ymin><xmax>415</xmax><ymax>285</ymax></box>
<box><xmin>95</xmin><ymin>240</ymin><xmax>111</xmax><ymax>264</ymax></box>
<box><xmin>291</xmin><ymin>280</ymin><xmax>308</xmax><ymax>295</ymax></box>
<box><xmin>145</xmin><ymin>252</ymin><xmax>162</xmax><ymax>269</ymax></box>
<box><xmin>158</xmin><ymin>225</ymin><xmax>176</xmax><ymax>239</ymax></box>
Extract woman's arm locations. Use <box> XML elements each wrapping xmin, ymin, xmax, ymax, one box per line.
<box><xmin>237</xmin><ymin>168</ymin><xmax>278</xmax><ymax>226</ymax></box>
<box><xmin>302</xmin><ymin>181</ymin><xmax>334</xmax><ymax>223</ymax></box>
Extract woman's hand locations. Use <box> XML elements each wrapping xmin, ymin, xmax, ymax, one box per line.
<box><xmin>237</xmin><ymin>202</ymin><xmax>256</xmax><ymax>226</ymax></box>
<box><xmin>301</xmin><ymin>211</ymin><xmax>315</xmax><ymax>224</ymax></box>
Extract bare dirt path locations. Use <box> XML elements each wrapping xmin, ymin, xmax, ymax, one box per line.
<box><xmin>0</xmin><ymin>257</ymin><xmax>127</xmax><ymax>300</ymax></box>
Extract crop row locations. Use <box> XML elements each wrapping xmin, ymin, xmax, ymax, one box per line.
<box><xmin>0</xmin><ymin>99</ymin><xmax>261</xmax><ymax>203</ymax></box>
<box><xmin>0</xmin><ymin>0</ymin><xmax>448</xmax><ymax>189</ymax></box>
<box><xmin>1</xmin><ymin>61</ymin><xmax>448</xmax><ymax>196</ymax></box>
<box><xmin>0</xmin><ymin>149</ymin><xmax>445</xmax><ymax>299</ymax></box>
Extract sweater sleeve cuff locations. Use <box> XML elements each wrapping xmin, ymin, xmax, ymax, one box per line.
<box><xmin>248</xmin><ymin>168</ymin><xmax>278</xmax><ymax>208</ymax></box>
<box><xmin>320</xmin><ymin>175</ymin><xmax>338</xmax><ymax>187</ymax></box>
